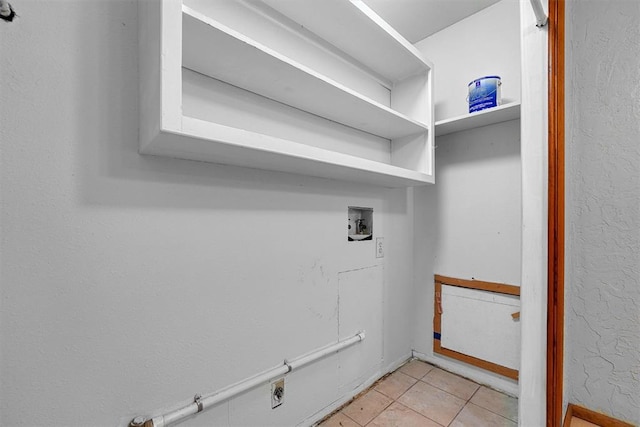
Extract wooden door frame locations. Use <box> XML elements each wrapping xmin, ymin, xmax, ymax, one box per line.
<box><xmin>547</xmin><ymin>0</ymin><xmax>565</xmax><ymax>425</ymax></box>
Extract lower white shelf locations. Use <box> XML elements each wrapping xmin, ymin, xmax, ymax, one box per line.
<box><xmin>141</xmin><ymin>116</ymin><xmax>434</xmax><ymax>188</ymax></box>
<box><xmin>435</xmin><ymin>102</ymin><xmax>521</xmax><ymax>136</ymax></box>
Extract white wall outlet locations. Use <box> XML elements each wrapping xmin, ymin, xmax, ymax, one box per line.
<box><xmin>271</xmin><ymin>378</ymin><xmax>285</xmax><ymax>409</ymax></box>
<box><xmin>376</xmin><ymin>237</ymin><xmax>384</xmax><ymax>258</ymax></box>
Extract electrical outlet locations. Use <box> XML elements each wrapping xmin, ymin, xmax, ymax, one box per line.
<box><xmin>376</xmin><ymin>237</ymin><xmax>384</xmax><ymax>258</ymax></box>
<box><xmin>271</xmin><ymin>378</ymin><xmax>285</xmax><ymax>409</ymax></box>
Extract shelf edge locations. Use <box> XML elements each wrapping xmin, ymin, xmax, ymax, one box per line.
<box><xmin>140</xmin><ymin>116</ymin><xmax>434</xmax><ymax>188</ymax></box>
<box><xmin>435</xmin><ymin>102</ymin><xmax>521</xmax><ymax>137</ymax></box>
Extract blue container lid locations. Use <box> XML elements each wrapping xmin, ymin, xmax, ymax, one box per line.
<box><xmin>468</xmin><ymin>75</ymin><xmax>501</xmax><ymax>86</ymax></box>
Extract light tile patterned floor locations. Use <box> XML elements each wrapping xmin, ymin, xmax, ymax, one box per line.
<box><xmin>319</xmin><ymin>360</ymin><xmax>518</xmax><ymax>427</ymax></box>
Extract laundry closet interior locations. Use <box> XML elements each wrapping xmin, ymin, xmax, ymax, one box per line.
<box><xmin>133</xmin><ymin>0</ymin><xmax>535</xmax><ymax>425</ymax></box>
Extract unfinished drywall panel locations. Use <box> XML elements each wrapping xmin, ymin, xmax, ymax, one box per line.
<box><xmin>565</xmin><ymin>0</ymin><xmax>640</xmax><ymax>424</ymax></box>
<box><xmin>337</xmin><ymin>265</ymin><xmax>384</xmax><ymax>393</ymax></box>
<box><xmin>440</xmin><ymin>285</ymin><xmax>520</xmax><ymax>371</ymax></box>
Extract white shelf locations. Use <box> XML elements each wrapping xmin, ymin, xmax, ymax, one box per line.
<box><xmin>435</xmin><ymin>102</ymin><xmax>521</xmax><ymax>136</ymax></box>
<box><xmin>260</xmin><ymin>0</ymin><xmax>432</xmax><ymax>84</ymax></box>
<box><xmin>143</xmin><ymin>117</ymin><xmax>433</xmax><ymax>187</ymax></box>
<box><xmin>182</xmin><ymin>7</ymin><xmax>428</xmax><ymax>140</ymax></box>
<box><xmin>138</xmin><ymin>0</ymin><xmax>434</xmax><ymax>188</ymax></box>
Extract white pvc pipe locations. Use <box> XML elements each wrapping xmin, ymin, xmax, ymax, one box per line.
<box><xmin>149</xmin><ymin>364</ymin><xmax>290</xmax><ymax>427</ymax></box>
<box><xmin>134</xmin><ymin>332</ymin><xmax>365</xmax><ymax>427</ymax></box>
<box><xmin>287</xmin><ymin>332</ymin><xmax>365</xmax><ymax>371</ymax></box>
<box><xmin>529</xmin><ymin>0</ymin><xmax>548</xmax><ymax>27</ymax></box>
<box><xmin>151</xmin><ymin>403</ymin><xmax>195</xmax><ymax>427</ymax></box>
<box><xmin>200</xmin><ymin>365</ymin><xmax>290</xmax><ymax>410</ymax></box>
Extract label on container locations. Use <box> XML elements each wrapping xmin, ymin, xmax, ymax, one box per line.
<box><xmin>468</xmin><ymin>76</ymin><xmax>501</xmax><ymax>113</ymax></box>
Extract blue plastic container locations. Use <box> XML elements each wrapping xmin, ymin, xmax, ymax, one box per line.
<box><xmin>468</xmin><ymin>76</ymin><xmax>501</xmax><ymax>113</ymax></box>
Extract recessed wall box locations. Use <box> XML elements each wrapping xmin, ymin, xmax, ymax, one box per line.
<box><xmin>348</xmin><ymin>207</ymin><xmax>373</xmax><ymax>241</ymax></box>
<box><xmin>271</xmin><ymin>378</ymin><xmax>285</xmax><ymax>409</ymax></box>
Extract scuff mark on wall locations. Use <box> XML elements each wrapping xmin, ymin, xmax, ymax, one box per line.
<box><xmin>297</xmin><ymin>259</ymin><xmax>335</xmax><ymax>321</ymax></box>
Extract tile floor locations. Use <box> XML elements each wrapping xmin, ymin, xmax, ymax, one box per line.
<box><xmin>319</xmin><ymin>360</ymin><xmax>518</xmax><ymax>427</ymax></box>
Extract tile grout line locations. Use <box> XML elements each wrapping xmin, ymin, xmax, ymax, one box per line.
<box><xmin>371</xmin><ymin>366</ymin><xmax>450</xmax><ymax>427</ymax></box>
<box><xmin>396</xmin><ymin>375</ymin><xmax>448</xmax><ymax>427</ymax></box>
<box><xmin>445</xmin><ymin>402</ymin><xmax>466</xmax><ymax>426</ymax></box>
<box><xmin>443</xmin><ymin>379</ymin><xmax>481</xmax><ymax>426</ymax></box>
<box><xmin>467</xmin><ymin>386</ymin><xmax>519</xmax><ymax>424</ymax></box>
<box><xmin>321</xmin><ymin>361</ymin><xmax>518</xmax><ymax>427</ymax></box>
<box><xmin>367</xmin><ymin>384</ymin><xmax>449</xmax><ymax>427</ymax></box>
<box><xmin>340</xmin><ymin>410</ymin><xmax>361</xmax><ymax>426</ymax></box>
<box><xmin>415</xmin><ymin>365</ymin><xmax>479</xmax><ymax>426</ymax></box>
<box><xmin>362</xmin><ymin>391</ymin><xmax>395</xmax><ymax>427</ymax></box>
<box><xmin>467</xmin><ymin>385</ymin><xmax>482</xmax><ymax>402</ymax></box>
<box><xmin>400</xmin><ymin>400</ymin><xmax>448</xmax><ymax>427</ymax></box>
<box><xmin>409</xmin><ymin>367</ymin><xmax>472</xmax><ymax>427</ymax></box>
<box><xmin>465</xmin><ymin>402</ymin><xmax>518</xmax><ymax>425</ymax></box>
<box><xmin>417</xmin><ymin>376</ymin><xmax>480</xmax><ymax>403</ymax></box>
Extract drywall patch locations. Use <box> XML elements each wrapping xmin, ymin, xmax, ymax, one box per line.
<box><xmin>337</xmin><ymin>266</ymin><xmax>383</xmax><ymax>391</ymax></box>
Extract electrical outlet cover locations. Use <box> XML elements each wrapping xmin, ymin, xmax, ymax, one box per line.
<box><xmin>271</xmin><ymin>378</ymin><xmax>285</xmax><ymax>409</ymax></box>
<box><xmin>376</xmin><ymin>237</ymin><xmax>384</xmax><ymax>258</ymax></box>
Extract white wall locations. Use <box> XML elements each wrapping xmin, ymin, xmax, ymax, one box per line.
<box><xmin>427</xmin><ymin>120</ymin><xmax>522</xmax><ymax>285</ymax></box>
<box><xmin>0</xmin><ymin>2</ymin><xmax>418</xmax><ymax>426</ymax></box>
<box><xmin>565</xmin><ymin>0</ymin><xmax>640</xmax><ymax>424</ymax></box>
<box><xmin>415</xmin><ymin>0</ymin><xmax>521</xmax><ymax>121</ymax></box>
<box><xmin>411</xmin><ymin>0</ymin><xmax>521</xmax><ymax>396</ymax></box>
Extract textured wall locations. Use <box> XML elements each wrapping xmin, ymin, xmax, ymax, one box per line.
<box><xmin>0</xmin><ymin>1</ymin><xmax>418</xmax><ymax>426</ymax></box>
<box><xmin>565</xmin><ymin>0</ymin><xmax>640</xmax><ymax>423</ymax></box>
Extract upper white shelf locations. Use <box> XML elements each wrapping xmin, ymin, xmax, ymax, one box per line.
<box><xmin>434</xmin><ymin>102</ymin><xmax>521</xmax><ymax>136</ymax></box>
<box><xmin>182</xmin><ymin>6</ymin><xmax>429</xmax><ymax>140</ymax></box>
<box><xmin>260</xmin><ymin>0</ymin><xmax>432</xmax><ymax>84</ymax></box>
<box><xmin>138</xmin><ymin>0</ymin><xmax>434</xmax><ymax>188</ymax></box>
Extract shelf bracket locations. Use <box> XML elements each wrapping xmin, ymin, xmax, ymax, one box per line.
<box><xmin>529</xmin><ymin>0</ymin><xmax>548</xmax><ymax>27</ymax></box>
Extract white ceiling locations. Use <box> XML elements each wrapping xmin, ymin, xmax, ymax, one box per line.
<box><xmin>362</xmin><ymin>0</ymin><xmax>502</xmax><ymax>43</ymax></box>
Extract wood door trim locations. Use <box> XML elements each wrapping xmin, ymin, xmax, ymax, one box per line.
<box><xmin>563</xmin><ymin>404</ymin><xmax>636</xmax><ymax>427</ymax></box>
<box><xmin>434</xmin><ymin>274</ymin><xmax>521</xmax><ymax>296</ymax></box>
<box><xmin>547</xmin><ymin>0</ymin><xmax>565</xmax><ymax>425</ymax></box>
